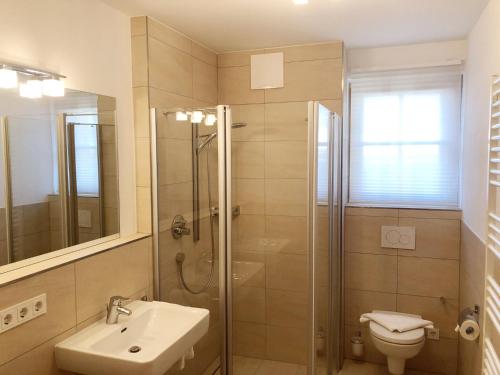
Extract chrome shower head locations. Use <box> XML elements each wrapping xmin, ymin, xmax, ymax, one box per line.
<box><xmin>197</xmin><ymin>122</ymin><xmax>248</xmax><ymax>152</ymax></box>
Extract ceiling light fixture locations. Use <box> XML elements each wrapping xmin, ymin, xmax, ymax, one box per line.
<box><xmin>0</xmin><ymin>68</ymin><xmax>18</xmax><ymax>88</ymax></box>
<box><xmin>20</xmin><ymin>80</ymin><xmax>43</xmax><ymax>99</ymax></box>
<box><xmin>293</xmin><ymin>0</ymin><xmax>309</xmax><ymax>4</ymax></box>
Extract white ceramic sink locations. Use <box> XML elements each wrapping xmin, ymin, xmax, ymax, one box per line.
<box><xmin>55</xmin><ymin>300</ymin><xmax>209</xmax><ymax>375</ymax></box>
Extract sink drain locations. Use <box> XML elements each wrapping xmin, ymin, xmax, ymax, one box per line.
<box><xmin>129</xmin><ymin>346</ymin><xmax>141</xmax><ymax>353</ymax></box>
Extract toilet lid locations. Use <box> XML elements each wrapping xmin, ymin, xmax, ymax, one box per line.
<box><xmin>370</xmin><ymin>321</ymin><xmax>425</xmax><ymax>345</ymax></box>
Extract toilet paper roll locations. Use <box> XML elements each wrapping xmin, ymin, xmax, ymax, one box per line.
<box><xmin>455</xmin><ymin>319</ymin><xmax>480</xmax><ymax>341</ymax></box>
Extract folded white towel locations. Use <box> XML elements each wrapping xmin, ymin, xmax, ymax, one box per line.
<box><xmin>360</xmin><ymin>310</ymin><xmax>433</xmax><ymax>333</ymax></box>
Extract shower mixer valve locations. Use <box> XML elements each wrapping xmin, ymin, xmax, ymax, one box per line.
<box><xmin>171</xmin><ymin>215</ymin><xmax>191</xmax><ymax>239</ymax></box>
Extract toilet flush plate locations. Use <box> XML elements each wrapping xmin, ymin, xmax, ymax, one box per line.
<box><xmin>381</xmin><ymin>226</ymin><xmax>416</xmax><ymax>250</ymax></box>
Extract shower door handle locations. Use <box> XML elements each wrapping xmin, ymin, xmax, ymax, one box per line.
<box><xmin>210</xmin><ymin>205</ymin><xmax>240</xmax><ymax>218</ymax></box>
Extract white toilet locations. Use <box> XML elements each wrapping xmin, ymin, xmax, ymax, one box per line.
<box><xmin>361</xmin><ymin>311</ymin><xmax>430</xmax><ymax>375</ymax></box>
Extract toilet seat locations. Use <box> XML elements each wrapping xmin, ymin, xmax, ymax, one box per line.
<box><xmin>370</xmin><ymin>321</ymin><xmax>425</xmax><ymax>345</ymax></box>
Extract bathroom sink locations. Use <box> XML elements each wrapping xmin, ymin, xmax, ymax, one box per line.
<box><xmin>55</xmin><ymin>300</ymin><xmax>209</xmax><ymax>375</ymax></box>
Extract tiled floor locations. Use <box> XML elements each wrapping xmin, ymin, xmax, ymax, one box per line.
<box><xmin>340</xmin><ymin>360</ymin><xmax>436</xmax><ymax>375</ymax></box>
<box><xmin>224</xmin><ymin>357</ymin><xmax>437</xmax><ymax>375</ymax></box>
<box><xmin>233</xmin><ymin>356</ymin><xmax>307</xmax><ymax>375</ymax></box>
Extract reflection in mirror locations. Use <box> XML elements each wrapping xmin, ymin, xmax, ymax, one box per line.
<box><xmin>0</xmin><ymin>89</ymin><xmax>119</xmax><ymax>267</ymax></box>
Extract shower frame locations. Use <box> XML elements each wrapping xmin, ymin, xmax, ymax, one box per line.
<box><xmin>150</xmin><ymin>103</ymin><xmax>343</xmax><ymax>375</ymax></box>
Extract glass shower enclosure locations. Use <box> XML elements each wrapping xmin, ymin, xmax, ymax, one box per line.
<box><xmin>151</xmin><ymin>101</ymin><xmax>342</xmax><ymax>375</ymax></box>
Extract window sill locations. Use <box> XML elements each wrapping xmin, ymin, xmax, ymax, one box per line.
<box><xmin>345</xmin><ymin>202</ymin><xmax>462</xmax><ymax>211</ymax></box>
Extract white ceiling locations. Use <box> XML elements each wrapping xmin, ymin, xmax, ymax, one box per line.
<box><xmin>101</xmin><ymin>0</ymin><xmax>489</xmax><ymax>52</ymax></box>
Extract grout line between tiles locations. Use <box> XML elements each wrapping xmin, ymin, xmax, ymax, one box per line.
<box><xmin>73</xmin><ymin>262</ymin><xmax>78</xmax><ymax>326</ymax></box>
<box><xmin>0</xmin><ymin>327</ymin><xmax>76</xmax><ymax>368</ymax></box>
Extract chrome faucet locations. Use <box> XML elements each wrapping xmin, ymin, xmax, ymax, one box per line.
<box><xmin>106</xmin><ymin>296</ymin><xmax>132</xmax><ymax>324</ymax></box>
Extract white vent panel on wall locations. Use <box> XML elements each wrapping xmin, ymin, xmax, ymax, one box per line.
<box><xmin>484</xmin><ymin>75</ymin><xmax>500</xmax><ymax>375</ymax></box>
<box><xmin>250</xmin><ymin>52</ymin><xmax>283</xmax><ymax>89</ymax></box>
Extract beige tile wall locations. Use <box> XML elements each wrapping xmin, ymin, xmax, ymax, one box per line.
<box><xmin>11</xmin><ymin>202</ymin><xmax>51</xmax><ymax>262</ymax></box>
<box><xmin>131</xmin><ymin>16</ymin><xmax>220</xmax><ymax>375</ymax></box>
<box><xmin>0</xmin><ymin>236</ymin><xmax>152</xmax><ymax>375</ymax></box>
<box><xmin>131</xmin><ymin>16</ymin><xmax>218</xmax><ymax>235</ymax></box>
<box><xmin>76</xmin><ymin>197</ymin><xmax>101</xmax><ymax>243</ymax></box>
<box><xmin>218</xmin><ymin>42</ymin><xmax>343</xmax><ymax>365</ymax></box>
<box><xmin>344</xmin><ymin>207</ymin><xmax>461</xmax><ymax>375</ymax></box>
<box><xmin>458</xmin><ymin>222</ymin><xmax>485</xmax><ymax>375</ymax></box>
<box><xmin>131</xmin><ymin>17</ymin><xmax>345</xmax><ymax>368</ymax></box>
<box><xmin>97</xmin><ymin>95</ymin><xmax>119</xmax><ymax>237</ymax></box>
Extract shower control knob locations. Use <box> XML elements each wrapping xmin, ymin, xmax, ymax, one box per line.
<box><xmin>171</xmin><ymin>215</ymin><xmax>191</xmax><ymax>239</ymax></box>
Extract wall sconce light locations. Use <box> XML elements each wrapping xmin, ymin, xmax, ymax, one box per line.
<box><xmin>0</xmin><ymin>68</ymin><xmax>18</xmax><ymax>89</ymax></box>
<box><xmin>205</xmin><ymin>114</ymin><xmax>217</xmax><ymax>126</ymax></box>
<box><xmin>42</xmin><ymin>78</ymin><xmax>65</xmax><ymax>97</ymax></box>
<box><xmin>176</xmin><ymin>111</ymin><xmax>188</xmax><ymax>121</ymax></box>
<box><xmin>191</xmin><ymin>111</ymin><xmax>204</xmax><ymax>124</ymax></box>
<box><xmin>19</xmin><ymin>80</ymin><xmax>43</xmax><ymax>98</ymax></box>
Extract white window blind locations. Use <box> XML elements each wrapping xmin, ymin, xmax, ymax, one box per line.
<box><xmin>65</xmin><ymin>112</ymin><xmax>100</xmax><ymax>196</ymax></box>
<box><xmin>74</xmin><ymin>123</ymin><xmax>99</xmax><ymax>196</ymax></box>
<box><xmin>317</xmin><ymin>103</ymin><xmax>331</xmax><ymax>203</ymax></box>
<box><xmin>349</xmin><ymin>67</ymin><xmax>462</xmax><ymax>208</ymax></box>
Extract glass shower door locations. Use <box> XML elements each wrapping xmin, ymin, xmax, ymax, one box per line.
<box><xmin>152</xmin><ymin>106</ymin><xmax>230</xmax><ymax>375</ymax></box>
<box><xmin>152</xmin><ymin>103</ymin><xmax>342</xmax><ymax>375</ymax></box>
<box><xmin>308</xmin><ymin>102</ymin><xmax>342</xmax><ymax>375</ymax></box>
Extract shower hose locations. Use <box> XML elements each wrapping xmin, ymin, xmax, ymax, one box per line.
<box><xmin>175</xmin><ymin>144</ymin><xmax>216</xmax><ymax>295</ymax></box>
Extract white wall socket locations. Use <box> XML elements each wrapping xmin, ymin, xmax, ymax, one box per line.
<box><xmin>0</xmin><ymin>294</ymin><xmax>47</xmax><ymax>334</ymax></box>
<box><xmin>426</xmin><ymin>327</ymin><xmax>440</xmax><ymax>340</ymax></box>
<box><xmin>1</xmin><ymin>308</ymin><xmax>18</xmax><ymax>331</ymax></box>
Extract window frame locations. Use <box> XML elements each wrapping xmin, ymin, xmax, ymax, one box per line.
<box><xmin>346</xmin><ymin>67</ymin><xmax>464</xmax><ymax>210</ymax></box>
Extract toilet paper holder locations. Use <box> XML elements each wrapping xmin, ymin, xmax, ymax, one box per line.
<box><xmin>455</xmin><ymin>305</ymin><xmax>480</xmax><ymax>340</ymax></box>
<box><xmin>458</xmin><ymin>305</ymin><xmax>480</xmax><ymax>326</ymax></box>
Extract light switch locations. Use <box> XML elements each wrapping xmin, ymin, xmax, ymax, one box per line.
<box><xmin>381</xmin><ymin>226</ymin><xmax>415</xmax><ymax>250</ymax></box>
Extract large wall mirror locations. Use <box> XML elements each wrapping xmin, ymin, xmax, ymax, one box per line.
<box><xmin>0</xmin><ymin>89</ymin><xmax>119</xmax><ymax>268</ymax></box>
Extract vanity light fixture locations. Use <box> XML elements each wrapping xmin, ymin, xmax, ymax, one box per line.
<box><xmin>191</xmin><ymin>110</ymin><xmax>204</xmax><ymax>124</ymax></box>
<box><xmin>0</xmin><ymin>68</ymin><xmax>18</xmax><ymax>88</ymax></box>
<box><xmin>19</xmin><ymin>79</ymin><xmax>43</xmax><ymax>99</ymax></box>
<box><xmin>0</xmin><ymin>61</ymin><xmax>66</xmax><ymax>98</ymax></box>
<box><xmin>170</xmin><ymin>109</ymin><xmax>217</xmax><ymax>125</ymax></box>
<box><xmin>205</xmin><ymin>114</ymin><xmax>217</xmax><ymax>126</ymax></box>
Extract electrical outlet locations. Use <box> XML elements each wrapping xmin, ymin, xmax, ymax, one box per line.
<box><xmin>426</xmin><ymin>327</ymin><xmax>440</xmax><ymax>340</ymax></box>
<box><xmin>2</xmin><ymin>308</ymin><xmax>18</xmax><ymax>331</ymax></box>
<box><xmin>0</xmin><ymin>294</ymin><xmax>47</xmax><ymax>334</ymax></box>
<box><xmin>17</xmin><ymin>303</ymin><xmax>32</xmax><ymax>322</ymax></box>
<box><xmin>32</xmin><ymin>294</ymin><xmax>47</xmax><ymax>316</ymax></box>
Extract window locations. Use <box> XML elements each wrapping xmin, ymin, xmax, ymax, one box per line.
<box><xmin>66</xmin><ymin>113</ymin><xmax>99</xmax><ymax>196</ymax></box>
<box><xmin>317</xmin><ymin>103</ymin><xmax>331</xmax><ymax>203</ymax></box>
<box><xmin>73</xmin><ymin>123</ymin><xmax>99</xmax><ymax>196</ymax></box>
<box><xmin>349</xmin><ymin>67</ymin><xmax>462</xmax><ymax>208</ymax></box>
